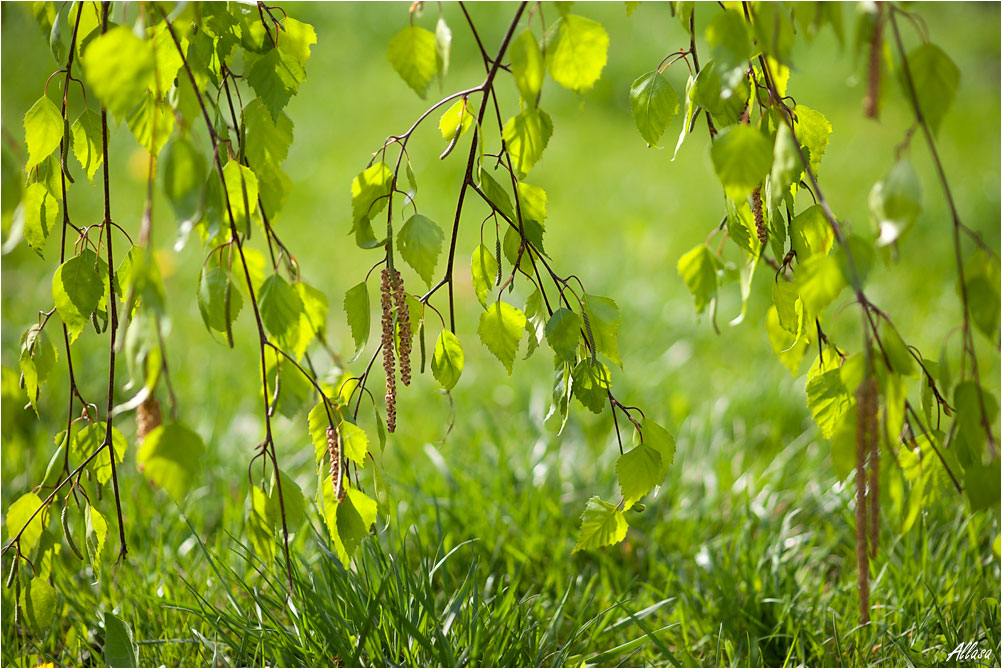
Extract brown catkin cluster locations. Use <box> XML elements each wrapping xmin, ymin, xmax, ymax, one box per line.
<box><xmin>136</xmin><ymin>396</ymin><xmax>162</xmax><ymax>443</ymax></box>
<box><xmin>751</xmin><ymin>186</ymin><xmax>768</xmax><ymax>245</ymax></box>
<box><xmin>380</xmin><ymin>268</ymin><xmax>397</xmax><ymax>433</ymax></box>
<box><xmin>392</xmin><ymin>269</ymin><xmax>412</xmax><ymax>387</ymax></box>
<box><xmin>855</xmin><ymin>376</ymin><xmax>878</xmax><ymax>624</ymax></box>
<box><xmin>326</xmin><ymin>425</ymin><xmax>346</xmax><ymax>503</ymax></box>
<box><xmin>864</xmin><ymin>5</ymin><xmax>884</xmax><ymax>119</ymax></box>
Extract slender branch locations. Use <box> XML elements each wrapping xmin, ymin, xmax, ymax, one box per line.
<box><xmin>98</xmin><ymin>0</ymin><xmax>128</xmax><ymax>563</ymax></box>
<box><xmin>888</xmin><ymin>8</ymin><xmax>996</xmax><ymax>458</ymax></box>
<box><xmin>161</xmin><ymin>11</ymin><xmax>296</xmax><ymax>592</ymax></box>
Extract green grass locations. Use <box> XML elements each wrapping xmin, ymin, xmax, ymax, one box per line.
<box><xmin>2</xmin><ymin>2</ymin><xmax>1000</xmax><ymax>667</ymax></box>
<box><xmin>3</xmin><ymin>406</ymin><xmax>998</xmax><ymax>666</ymax></box>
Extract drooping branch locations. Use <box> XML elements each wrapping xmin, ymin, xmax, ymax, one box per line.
<box><xmin>888</xmin><ymin>7</ymin><xmax>997</xmax><ymax>458</ymax></box>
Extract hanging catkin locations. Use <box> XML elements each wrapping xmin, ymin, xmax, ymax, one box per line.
<box><xmin>380</xmin><ymin>268</ymin><xmax>397</xmax><ymax>433</ymax></box>
<box><xmin>136</xmin><ymin>396</ymin><xmax>162</xmax><ymax>443</ymax></box>
<box><xmin>393</xmin><ymin>269</ymin><xmax>412</xmax><ymax>387</ymax></box>
<box><xmin>855</xmin><ymin>377</ymin><xmax>878</xmax><ymax>624</ymax></box>
<box><xmin>751</xmin><ymin>186</ymin><xmax>768</xmax><ymax>246</ymax></box>
<box><xmin>868</xmin><ymin>381</ymin><xmax>880</xmax><ymax>559</ymax></box>
<box><xmin>326</xmin><ymin>425</ymin><xmax>346</xmax><ymax>503</ymax></box>
<box><xmin>864</xmin><ymin>4</ymin><xmax>884</xmax><ymax>119</ymax></box>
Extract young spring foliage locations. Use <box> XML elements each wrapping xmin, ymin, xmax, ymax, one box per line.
<box><xmin>627</xmin><ymin>1</ymin><xmax>999</xmax><ymax>622</ymax></box>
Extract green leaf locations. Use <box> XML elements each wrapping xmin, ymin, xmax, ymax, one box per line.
<box><xmin>104</xmin><ymin>613</ymin><xmax>139</xmax><ymax>668</ymax></box>
<box><xmin>24</xmin><ymin>96</ymin><xmax>63</xmax><ymax>173</ymax></box>
<box><xmin>573</xmin><ymin>496</ymin><xmax>628</xmax><ymax>552</ymax></box>
<box><xmin>477</xmin><ymin>301</ymin><xmax>526</xmax><ymax>374</ymax></box>
<box><xmin>677</xmin><ymin>244</ymin><xmax>717</xmax><ymax>313</ymax></box>
<box><xmin>963</xmin><ymin>251</ymin><xmax>1001</xmax><ymax>339</ymax></box>
<box><xmin>431</xmin><ymin>330</ymin><xmax>464</xmax><ymax>390</ymax></box>
<box><xmin>438</xmin><ymin>98</ymin><xmax>475</xmax><ymax>140</ymax></box>
<box><xmin>502</xmin><ymin>107</ymin><xmax>553</xmax><ymax>176</ymax></box>
<box><xmin>772</xmin><ymin>279</ymin><xmax>803</xmax><ymax>335</ymax></box>
<box><xmin>870</xmin><ymin>159</ymin><xmax>922</xmax><ymax>246</ymax></box>
<box><xmin>295</xmin><ymin>281</ymin><xmax>328</xmax><ymax>348</ymax></box>
<box><xmin>766</xmin><ymin>305</ymin><xmax>807</xmax><ymax>375</ymax></box>
<box><xmin>244</xmin><ymin>97</ymin><xmax>294</xmax><ymax>181</ymax></box>
<box><xmin>903</xmin><ymin>43</ymin><xmax>960</xmax><ymax>135</ymax></box>
<box><xmin>53</xmin><ymin>249</ymin><xmax>104</xmax><ymax>342</ymax></box>
<box><xmin>339</xmin><ymin>420</ymin><xmax>370</xmax><ymax>465</ymax></box>
<box><xmin>965</xmin><ymin>460</ymin><xmax>1000</xmax><ymax>512</ymax></box>
<box><xmin>692</xmin><ymin>60</ymin><xmax>748</xmax><ymax>125</ymax></box>
<box><xmin>879</xmin><ymin>321</ymin><xmax>916</xmax><ymax>377</ymax></box>
<box><xmin>387</xmin><ymin>25</ymin><xmax>438</xmax><ymax>98</ymax></box>
<box><xmin>19</xmin><ymin>324</ymin><xmax>57</xmax><ymax>413</ymax></box>
<box><xmin>435</xmin><ymin>16</ymin><xmax>452</xmax><ymax>80</ymax></box>
<box><xmin>247</xmin><ymin>484</ymin><xmax>276</xmax><ymax>561</ymax></box>
<box><xmin>126</xmin><ymin>92</ymin><xmax>174</xmax><ymax>156</ymax></box>
<box><xmin>511</xmin><ymin>30</ymin><xmax>545</xmax><ymax>104</ymax></box>
<box><xmin>642</xmin><ymin>418</ymin><xmax>676</xmax><ymax>477</ymax></box>
<box><xmin>271</xmin><ymin>470</ymin><xmax>306</xmax><ymax>530</ymax></box>
<box><xmin>545</xmin><ymin>308</ymin><xmax>582</xmax><ymax>363</ymax></box>
<box><xmin>705</xmin><ymin>10</ymin><xmax>752</xmax><ymax>87</ymax></box>
<box><xmin>710</xmin><ymin>124</ymin><xmax>773</xmax><ymax>201</ymax></box>
<box><xmin>85</xmin><ymin>503</ymin><xmax>107</xmax><ymax>577</ymax></box>
<box><xmin>246</xmin><ymin>47</ymin><xmax>307</xmax><ymax>121</ymax></box>
<box><xmin>308</xmin><ymin>402</ymin><xmax>333</xmax><ymax>465</ymax></box>
<box><xmin>770</xmin><ymin>123</ymin><xmax>799</xmax><ymax>199</ymax></box>
<box><xmin>790</xmin><ymin>204</ymin><xmax>834</xmax><ymax>259</ymax></box>
<box><xmin>547</xmin><ymin>15</ymin><xmax>609</xmax><ymax>92</ymax></box>
<box><xmin>322</xmin><ymin>479</ymin><xmax>377</xmax><ymax>568</ymax></box>
<box><xmin>751</xmin><ymin>2</ymin><xmax>794</xmax><ymax>65</ymax></box>
<box><xmin>70</xmin><ymin>109</ymin><xmax>103</xmax><ymax>182</ymax></box>
<box><xmin>572</xmin><ymin>358</ymin><xmax>611</xmax><ymax>413</ymax></box>
<box><xmin>629</xmin><ymin>71</ymin><xmax>679</xmax><ymax>147</ymax></box>
<box><xmin>583</xmin><ymin>294</ymin><xmax>621</xmax><ymax>367</ymax></box>
<box><xmin>137</xmin><ymin>423</ymin><xmax>206</xmax><ymax>504</ymax></box>
<box><xmin>162</xmin><ymin>135</ymin><xmax>207</xmax><ymax>225</ymax></box>
<box><xmin>222</xmin><ymin>161</ymin><xmax>259</xmax><ymax>227</ymax></box>
<box><xmin>793</xmin><ymin>105</ymin><xmax>831</xmax><ymax>175</ymax></box>
<box><xmin>259</xmin><ymin>274</ymin><xmax>304</xmax><ymax>356</ymax></box>
<box><xmin>70</xmin><ymin>422</ymin><xmax>127</xmax><ymax>486</ymax></box>
<box><xmin>516</xmin><ymin>182</ymin><xmax>547</xmax><ymax>224</ymax></box>
<box><xmin>805</xmin><ymin>367</ymin><xmax>852</xmax><ymax>439</ymax></box>
<box><xmin>197</xmin><ymin>265</ymin><xmax>243</xmax><ymax>336</ymax></box>
<box><xmin>830</xmin><ymin>408</ymin><xmax>857</xmax><ymax>481</ymax></box>
<box><xmin>397</xmin><ymin>213</ymin><xmax>443</xmax><ymax>286</ymax></box>
<box><xmin>23</xmin><ymin>182</ymin><xmax>59</xmax><ymax>258</ymax></box>
<box><xmin>82</xmin><ymin>26</ymin><xmax>154</xmax><ymax>121</ymax></box>
<box><xmin>954</xmin><ymin>381</ymin><xmax>998</xmax><ymax>461</ymax></box>
<box><xmin>471</xmin><ymin>244</ymin><xmax>499</xmax><ymax>308</ymax></box>
<box><xmin>19</xmin><ymin>578</ymin><xmax>58</xmax><ymax>632</ymax></box>
<box><xmin>343</xmin><ymin>282</ymin><xmax>370</xmax><ymax>362</ymax></box>
<box><xmin>6</xmin><ymin>493</ymin><xmax>49</xmax><ymax>554</ymax></box>
<box><xmin>350</xmin><ymin>162</ymin><xmax>392</xmax><ymax>228</ymax></box>
<box><xmin>277</xmin><ymin>17</ymin><xmax>317</xmax><ymax>66</ymax></box>
<box><xmin>796</xmin><ymin>254</ymin><xmax>845</xmax><ymax>316</ymax></box>
<box><xmin>617</xmin><ymin>442</ymin><xmax>662</xmax><ymax>508</ymax></box>
<box><xmin>479</xmin><ymin>170</ymin><xmax>515</xmax><ymax>221</ymax></box>
<box><xmin>672</xmin><ymin>75</ymin><xmax>696</xmax><ymax>160</ymax></box>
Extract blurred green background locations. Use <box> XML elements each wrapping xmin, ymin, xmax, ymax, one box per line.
<box><xmin>1</xmin><ymin>2</ymin><xmax>999</xmax><ymax>666</ymax></box>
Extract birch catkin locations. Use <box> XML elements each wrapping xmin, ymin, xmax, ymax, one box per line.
<box><xmin>855</xmin><ymin>377</ymin><xmax>878</xmax><ymax>624</ymax></box>
<box><xmin>136</xmin><ymin>396</ymin><xmax>162</xmax><ymax>443</ymax></box>
<box><xmin>864</xmin><ymin>4</ymin><xmax>884</xmax><ymax>119</ymax></box>
<box><xmin>327</xmin><ymin>425</ymin><xmax>346</xmax><ymax>503</ymax></box>
<box><xmin>380</xmin><ymin>268</ymin><xmax>397</xmax><ymax>433</ymax></box>
<box><xmin>751</xmin><ymin>186</ymin><xmax>768</xmax><ymax>246</ymax></box>
<box><xmin>392</xmin><ymin>269</ymin><xmax>412</xmax><ymax>387</ymax></box>
<box><xmin>868</xmin><ymin>388</ymin><xmax>880</xmax><ymax>559</ymax></box>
